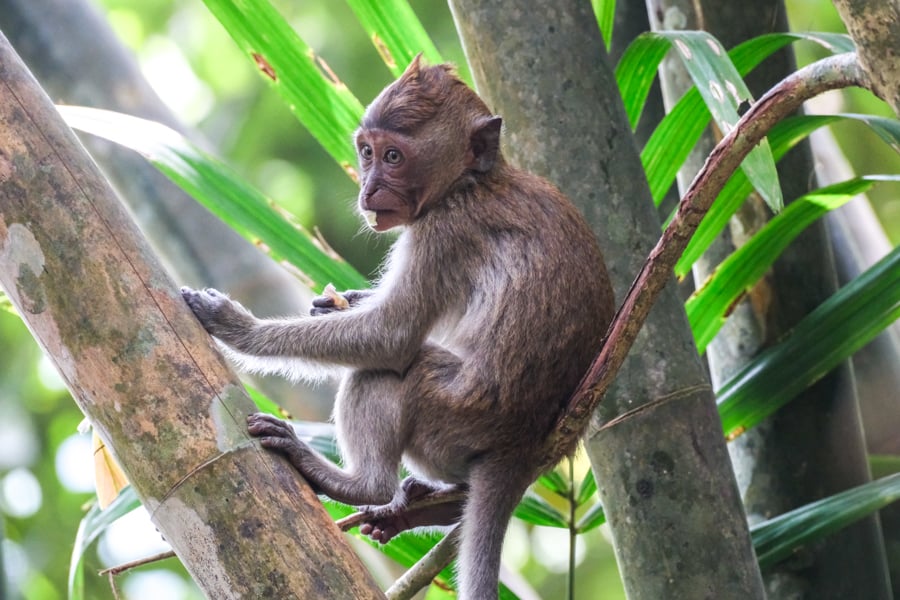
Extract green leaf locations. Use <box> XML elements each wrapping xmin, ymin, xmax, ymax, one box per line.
<box><xmin>841</xmin><ymin>113</ymin><xmax>900</xmax><ymax>152</ymax></box>
<box><xmin>615</xmin><ymin>34</ymin><xmax>672</xmax><ymax>129</ymax></box>
<box><xmin>575</xmin><ymin>501</ymin><xmax>607</xmax><ymax>533</ymax></box>
<box><xmin>656</xmin><ymin>31</ymin><xmax>782</xmax><ymax>211</ymax></box>
<box><xmin>752</xmin><ymin>473</ymin><xmax>900</xmax><ymax>570</ymax></box>
<box><xmin>592</xmin><ymin>0</ymin><xmax>617</xmax><ymax>53</ymax></box>
<box><xmin>870</xmin><ymin>455</ymin><xmax>900</xmax><ymax>479</ymax></box>
<box><xmin>576</xmin><ymin>468</ymin><xmax>598</xmax><ymax>505</ymax></box>
<box><xmin>0</xmin><ymin>290</ymin><xmax>15</xmax><ymax>315</ymax></box>
<box><xmin>676</xmin><ymin>113</ymin><xmax>900</xmax><ymax>277</ymax></box>
<box><xmin>202</xmin><ymin>0</ymin><xmax>364</xmax><ymax>173</ymax></box>
<box><xmin>514</xmin><ymin>493</ymin><xmax>569</xmax><ymax>528</ymax></box>
<box><xmin>60</xmin><ymin>106</ymin><xmax>368</xmax><ymax>292</ymax></box>
<box><xmin>245</xmin><ymin>386</ymin><xmax>288</xmax><ymax>417</ymax></box>
<box><xmin>537</xmin><ymin>470</ymin><xmax>569</xmax><ymax>496</ymax></box>
<box><xmin>345</xmin><ymin>0</ymin><xmax>443</xmax><ymax>76</ymax></box>
<box><xmin>674</xmin><ymin>114</ymin><xmax>841</xmax><ymax>275</ymax></box>
<box><xmin>687</xmin><ymin>176</ymin><xmax>900</xmax><ymax>353</ymax></box>
<box><xmin>634</xmin><ymin>32</ymin><xmax>853</xmax><ymax>206</ymax></box>
<box><xmin>718</xmin><ymin>244</ymin><xmax>900</xmax><ymax>440</ymax></box>
<box><xmin>69</xmin><ymin>487</ymin><xmax>142</xmax><ymax>600</ymax></box>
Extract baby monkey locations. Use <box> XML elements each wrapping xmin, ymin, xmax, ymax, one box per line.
<box><xmin>182</xmin><ymin>56</ymin><xmax>614</xmax><ymax>600</ymax></box>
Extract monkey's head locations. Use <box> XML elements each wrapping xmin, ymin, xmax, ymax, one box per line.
<box><xmin>354</xmin><ymin>56</ymin><xmax>503</xmax><ymax>231</ymax></box>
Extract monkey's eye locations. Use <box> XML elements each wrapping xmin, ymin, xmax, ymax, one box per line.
<box><xmin>359</xmin><ymin>144</ymin><xmax>374</xmax><ymax>160</ymax></box>
<box><xmin>383</xmin><ymin>148</ymin><xmax>403</xmax><ymax>165</ymax></box>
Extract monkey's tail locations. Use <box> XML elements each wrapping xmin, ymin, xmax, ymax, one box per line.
<box><xmin>455</xmin><ymin>462</ymin><xmax>532</xmax><ymax>600</ymax></box>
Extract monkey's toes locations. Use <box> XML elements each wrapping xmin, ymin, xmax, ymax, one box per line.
<box><xmin>360</xmin><ymin>521</ymin><xmax>400</xmax><ymax>544</ymax></box>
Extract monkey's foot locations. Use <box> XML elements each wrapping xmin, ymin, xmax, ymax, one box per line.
<box><xmin>359</xmin><ymin>479</ymin><xmax>465</xmax><ymax>544</ymax></box>
<box><xmin>246</xmin><ymin>413</ymin><xmax>314</xmax><ymax>477</ymax></box>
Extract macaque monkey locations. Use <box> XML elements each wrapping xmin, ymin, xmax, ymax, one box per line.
<box><xmin>182</xmin><ymin>56</ymin><xmax>614</xmax><ymax>600</ymax></box>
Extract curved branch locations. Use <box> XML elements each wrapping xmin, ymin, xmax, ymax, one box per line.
<box><xmin>543</xmin><ymin>52</ymin><xmax>868</xmax><ymax>468</ymax></box>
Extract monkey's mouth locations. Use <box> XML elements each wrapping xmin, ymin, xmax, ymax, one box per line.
<box><xmin>362</xmin><ymin>210</ymin><xmax>379</xmax><ymax>228</ymax></box>
<box><xmin>362</xmin><ymin>209</ymin><xmax>408</xmax><ymax>232</ymax></box>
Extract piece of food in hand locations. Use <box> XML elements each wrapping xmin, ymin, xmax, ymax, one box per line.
<box><xmin>322</xmin><ymin>283</ymin><xmax>350</xmax><ymax>310</ymax></box>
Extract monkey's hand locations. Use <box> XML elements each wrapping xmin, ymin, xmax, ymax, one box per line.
<box><xmin>180</xmin><ymin>287</ymin><xmax>257</xmax><ymax>344</ymax></box>
<box><xmin>309</xmin><ymin>287</ymin><xmax>372</xmax><ymax>316</ymax></box>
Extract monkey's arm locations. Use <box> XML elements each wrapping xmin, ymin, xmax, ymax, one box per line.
<box><xmin>181</xmin><ymin>286</ymin><xmax>433</xmax><ymax>373</ymax></box>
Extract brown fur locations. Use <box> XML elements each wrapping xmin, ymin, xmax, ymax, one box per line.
<box><xmin>182</xmin><ymin>58</ymin><xmax>614</xmax><ymax>600</ymax></box>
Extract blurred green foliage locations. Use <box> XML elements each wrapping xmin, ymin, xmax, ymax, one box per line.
<box><xmin>1</xmin><ymin>0</ymin><xmax>897</xmax><ymax>599</ymax></box>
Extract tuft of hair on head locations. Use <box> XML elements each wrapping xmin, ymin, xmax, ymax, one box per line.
<box><xmin>362</xmin><ymin>55</ymin><xmax>490</xmax><ymax>134</ymax></box>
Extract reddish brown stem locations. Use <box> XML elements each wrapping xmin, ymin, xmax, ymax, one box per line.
<box><xmin>542</xmin><ymin>52</ymin><xmax>868</xmax><ymax>467</ymax></box>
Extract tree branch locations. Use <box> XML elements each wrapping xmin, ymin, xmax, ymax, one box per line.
<box><xmin>384</xmin><ymin>526</ymin><xmax>461</xmax><ymax>600</ymax></box>
<box><xmin>542</xmin><ymin>52</ymin><xmax>869</xmax><ymax>470</ymax></box>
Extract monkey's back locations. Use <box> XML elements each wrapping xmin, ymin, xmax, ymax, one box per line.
<box><xmin>419</xmin><ymin>164</ymin><xmax>615</xmax><ymax>447</ymax></box>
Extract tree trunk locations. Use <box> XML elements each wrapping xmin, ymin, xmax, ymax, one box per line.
<box><xmin>0</xmin><ymin>33</ymin><xmax>382</xmax><ymax>600</ymax></box>
<box><xmin>0</xmin><ymin>0</ymin><xmax>331</xmax><ymax>418</ymax></box>
<box><xmin>646</xmin><ymin>0</ymin><xmax>890</xmax><ymax>597</ymax></box>
<box><xmin>833</xmin><ymin>0</ymin><xmax>900</xmax><ymax>115</ymax></box>
<box><xmin>447</xmin><ymin>1</ymin><xmax>764</xmax><ymax>597</ymax></box>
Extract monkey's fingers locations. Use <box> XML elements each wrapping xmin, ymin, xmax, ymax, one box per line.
<box><xmin>246</xmin><ymin>413</ymin><xmax>299</xmax><ymax>441</ymax></box>
<box><xmin>309</xmin><ymin>295</ymin><xmax>339</xmax><ymax>316</ymax></box>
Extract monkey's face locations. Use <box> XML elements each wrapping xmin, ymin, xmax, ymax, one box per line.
<box><xmin>355</xmin><ymin>128</ymin><xmax>442</xmax><ymax>232</ymax></box>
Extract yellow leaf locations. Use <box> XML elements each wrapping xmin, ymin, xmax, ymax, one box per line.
<box><xmin>93</xmin><ymin>432</ymin><xmax>129</xmax><ymax>509</ymax></box>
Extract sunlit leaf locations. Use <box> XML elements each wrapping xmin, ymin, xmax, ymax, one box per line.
<box><xmin>537</xmin><ymin>470</ymin><xmax>569</xmax><ymax>496</ymax></box>
<box><xmin>60</xmin><ymin>106</ymin><xmax>368</xmax><ymax>292</ymax></box>
<box><xmin>514</xmin><ymin>493</ymin><xmax>569</xmax><ymax>528</ymax></box>
<box><xmin>656</xmin><ymin>31</ymin><xmax>783</xmax><ymax>211</ymax></box>
<box><xmin>93</xmin><ymin>432</ymin><xmax>129</xmax><ymax>509</ymax></box>
<box><xmin>752</xmin><ymin>474</ymin><xmax>900</xmax><ymax>569</ymax></box>
<box><xmin>615</xmin><ymin>33</ymin><xmax>671</xmax><ymax>129</ymax></box>
<box><xmin>575</xmin><ymin>501</ymin><xmax>607</xmax><ymax>533</ymax></box>
<box><xmin>630</xmin><ymin>32</ymin><xmax>853</xmax><ymax>206</ymax></box>
<box><xmin>718</xmin><ymin>245</ymin><xmax>900</xmax><ymax>439</ymax></box>
<box><xmin>345</xmin><ymin>0</ymin><xmax>443</xmax><ymax>76</ymax></box>
<box><xmin>576</xmin><ymin>468</ymin><xmax>598</xmax><ymax>505</ymax></box>
<box><xmin>202</xmin><ymin>0</ymin><xmax>364</xmax><ymax>173</ymax></box>
<box><xmin>245</xmin><ymin>386</ymin><xmax>290</xmax><ymax>418</ymax></box>
<box><xmin>592</xmin><ymin>0</ymin><xmax>617</xmax><ymax>52</ymax></box>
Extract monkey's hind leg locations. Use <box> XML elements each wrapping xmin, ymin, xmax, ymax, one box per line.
<box><xmin>247</xmin><ymin>374</ymin><xmax>403</xmax><ymax>507</ymax></box>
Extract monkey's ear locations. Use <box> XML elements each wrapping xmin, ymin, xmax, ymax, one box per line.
<box><xmin>468</xmin><ymin>116</ymin><xmax>502</xmax><ymax>173</ymax></box>
<box><xmin>404</xmin><ymin>53</ymin><xmax>424</xmax><ymax>77</ymax></box>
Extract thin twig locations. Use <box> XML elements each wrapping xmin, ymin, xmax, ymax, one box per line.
<box><xmin>98</xmin><ymin>550</ymin><xmax>176</xmax><ymax>577</ymax></box>
<box><xmin>385</xmin><ymin>525</ymin><xmax>461</xmax><ymax>600</ymax></box>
